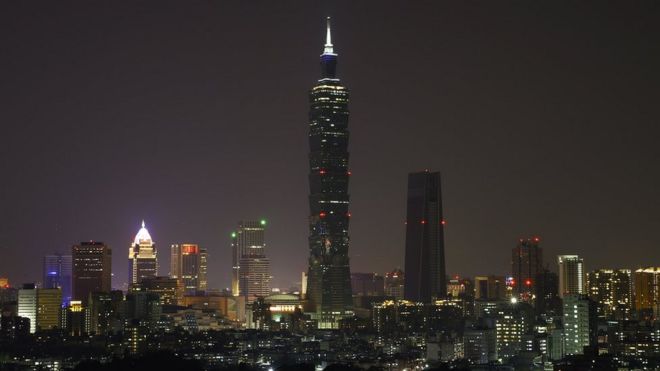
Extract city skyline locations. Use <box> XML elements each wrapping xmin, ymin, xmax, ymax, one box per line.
<box><xmin>1</xmin><ymin>2</ymin><xmax>660</xmax><ymax>291</ymax></box>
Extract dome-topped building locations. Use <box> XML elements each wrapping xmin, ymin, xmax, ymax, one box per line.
<box><xmin>128</xmin><ymin>220</ymin><xmax>157</xmax><ymax>286</ymax></box>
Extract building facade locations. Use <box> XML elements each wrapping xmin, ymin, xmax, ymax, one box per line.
<box><xmin>17</xmin><ymin>285</ymin><xmax>62</xmax><ymax>333</ymax></box>
<box><xmin>562</xmin><ymin>294</ymin><xmax>596</xmax><ymax>355</ymax></box>
<box><xmin>128</xmin><ymin>221</ymin><xmax>157</xmax><ymax>286</ymax></box>
<box><xmin>305</xmin><ymin>18</ymin><xmax>353</xmax><ymax>326</ymax></box>
<box><xmin>558</xmin><ymin>255</ymin><xmax>585</xmax><ymax>298</ymax></box>
<box><xmin>43</xmin><ymin>253</ymin><xmax>72</xmax><ymax>305</ymax></box>
<box><xmin>170</xmin><ymin>243</ymin><xmax>207</xmax><ymax>294</ymax></box>
<box><xmin>511</xmin><ymin>237</ymin><xmax>542</xmax><ymax>302</ymax></box>
<box><xmin>403</xmin><ymin>171</ymin><xmax>447</xmax><ymax>303</ymax></box>
<box><xmin>586</xmin><ymin>269</ymin><xmax>633</xmax><ymax>320</ymax></box>
<box><xmin>633</xmin><ymin>267</ymin><xmax>660</xmax><ymax>319</ymax></box>
<box><xmin>72</xmin><ymin>241</ymin><xmax>112</xmax><ymax>303</ymax></box>
<box><xmin>232</xmin><ymin>220</ymin><xmax>271</xmax><ymax>302</ymax></box>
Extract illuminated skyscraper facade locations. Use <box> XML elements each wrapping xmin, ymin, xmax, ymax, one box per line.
<box><xmin>128</xmin><ymin>221</ymin><xmax>157</xmax><ymax>286</ymax></box>
<box><xmin>170</xmin><ymin>243</ymin><xmax>207</xmax><ymax>294</ymax></box>
<box><xmin>17</xmin><ymin>284</ymin><xmax>62</xmax><ymax>333</ymax></box>
<box><xmin>306</xmin><ymin>18</ymin><xmax>353</xmax><ymax>325</ymax></box>
<box><xmin>558</xmin><ymin>255</ymin><xmax>585</xmax><ymax>298</ymax></box>
<box><xmin>72</xmin><ymin>241</ymin><xmax>112</xmax><ymax>304</ymax></box>
<box><xmin>633</xmin><ymin>267</ymin><xmax>660</xmax><ymax>318</ymax></box>
<box><xmin>511</xmin><ymin>237</ymin><xmax>542</xmax><ymax>302</ymax></box>
<box><xmin>232</xmin><ymin>220</ymin><xmax>271</xmax><ymax>302</ymax></box>
<box><xmin>586</xmin><ymin>268</ymin><xmax>633</xmax><ymax>320</ymax></box>
<box><xmin>43</xmin><ymin>253</ymin><xmax>72</xmax><ymax>305</ymax></box>
<box><xmin>403</xmin><ymin>171</ymin><xmax>447</xmax><ymax>303</ymax></box>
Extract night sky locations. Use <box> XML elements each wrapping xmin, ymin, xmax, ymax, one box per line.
<box><xmin>1</xmin><ymin>1</ymin><xmax>659</xmax><ymax>290</ymax></box>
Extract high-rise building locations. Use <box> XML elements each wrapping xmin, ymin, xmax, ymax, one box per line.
<box><xmin>170</xmin><ymin>243</ymin><xmax>207</xmax><ymax>294</ymax></box>
<box><xmin>633</xmin><ymin>267</ymin><xmax>660</xmax><ymax>319</ymax></box>
<box><xmin>17</xmin><ymin>284</ymin><xmax>62</xmax><ymax>333</ymax></box>
<box><xmin>586</xmin><ymin>269</ymin><xmax>633</xmax><ymax>320</ymax></box>
<box><xmin>305</xmin><ymin>18</ymin><xmax>353</xmax><ymax>326</ymax></box>
<box><xmin>43</xmin><ymin>253</ymin><xmax>72</xmax><ymax>305</ymax></box>
<box><xmin>384</xmin><ymin>269</ymin><xmax>405</xmax><ymax>300</ymax></box>
<box><xmin>558</xmin><ymin>255</ymin><xmax>585</xmax><ymax>298</ymax></box>
<box><xmin>511</xmin><ymin>237</ymin><xmax>543</xmax><ymax>302</ymax></box>
<box><xmin>403</xmin><ymin>171</ymin><xmax>447</xmax><ymax>303</ymax></box>
<box><xmin>36</xmin><ymin>288</ymin><xmax>62</xmax><ymax>332</ymax></box>
<box><xmin>72</xmin><ymin>241</ymin><xmax>112</xmax><ymax>304</ymax></box>
<box><xmin>232</xmin><ymin>220</ymin><xmax>271</xmax><ymax>302</ymax></box>
<box><xmin>17</xmin><ymin>284</ymin><xmax>37</xmax><ymax>333</ymax></box>
<box><xmin>562</xmin><ymin>294</ymin><xmax>596</xmax><ymax>355</ymax></box>
<box><xmin>129</xmin><ymin>221</ymin><xmax>157</xmax><ymax>286</ymax></box>
<box><xmin>535</xmin><ymin>269</ymin><xmax>561</xmax><ymax>317</ymax></box>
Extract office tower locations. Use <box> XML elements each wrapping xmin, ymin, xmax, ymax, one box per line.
<box><xmin>232</xmin><ymin>220</ymin><xmax>271</xmax><ymax>302</ymax></box>
<box><xmin>17</xmin><ymin>284</ymin><xmax>61</xmax><ymax>333</ymax></box>
<box><xmin>384</xmin><ymin>269</ymin><xmax>405</xmax><ymax>300</ymax></box>
<box><xmin>557</xmin><ymin>255</ymin><xmax>585</xmax><ymax>298</ymax></box>
<box><xmin>72</xmin><ymin>241</ymin><xmax>112</xmax><ymax>303</ymax></box>
<box><xmin>17</xmin><ymin>284</ymin><xmax>37</xmax><ymax>333</ymax></box>
<box><xmin>36</xmin><ymin>288</ymin><xmax>62</xmax><ymax>331</ymax></box>
<box><xmin>199</xmin><ymin>247</ymin><xmax>208</xmax><ymax>292</ymax></box>
<box><xmin>129</xmin><ymin>221</ymin><xmax>157</xmax><ymax>285</ymax></box>
<box><xmin>170</xmin><ymin>243</ymin><xmax>207</xmax><ymax>294</ymax></box>
<box><xmin>586</xmin><ymin>269</ymin><xmax>633</xmax><ymax>320</ymax></box>
<box><xmin>43</xmin><ymin>253</ymin><xmax>72</xmax><ymax>305</ymax></box>
<box><xmin>474</xmin><ymin>276</ymin><xmax>506</xmax><ymax>300</ymax></box>
<box><xmin>351</xmin><ymin>273</ymin><xmax>385</xmax><ymax>296</ymax></box>
<box><xmin>305</xmin><ymin>18</ymin><xmax>353</xmax><ymax>326</ymax></box>
<box><xmin>511</xmin><ymin>237</ymin><xmax>543</xmax><ymax>302</ymax></box>
<box><xmin>170</xmin><ymin>244</ymin><xmax>181</xmax><ymax>280</ymax></box>
<box><xmin>562</xmin><ymin>294</ymin><xmax>597</xmax><ymax>355</ymax></box>
<box><xmin>633</xmin><ymin>267</ymin><xmax>660</xmax><ymax>318</ymax></box>
<box><xmin>403</xmin><ymin>171</ymin><xmax>447</xmax><ymax>303</ymax></box>
<box><xmin>535</xmin><ymin>269</ymin><xmax>561</xmax><ymax>317</ymax></box>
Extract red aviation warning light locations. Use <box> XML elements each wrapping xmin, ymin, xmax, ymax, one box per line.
<box><xmin>421</xmin><ymin>220</ymin><xmax>427</xmax><ymax>224</ymax></box>
<box><xmin>319</xmin><ymin>169</ymin><xmax>326</xmax><ymax>175</ymax></box>
<box><xmin>319</xmin><ymin>212</ymin><xmax>327</xmax><ymax>218</ymax></box>
<box><xmin>525</xmin><ymin>279</ymin><xmax>532</xmax><ymax>286</ymax></box>
<box><xmin>441</xmin><ymin>219</ymin><xmax>446</xmax><ymax>225</ymax></box>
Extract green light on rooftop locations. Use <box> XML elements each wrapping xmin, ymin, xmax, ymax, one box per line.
<box><xmin>260</xmin><ymin>219</ymin><xmax>267</xmax><ymax>226</ymax></box>
<box><xmin>231</xmin><ymin>232</ymin><xmax>236</xmax><ymax>238</ymax></box>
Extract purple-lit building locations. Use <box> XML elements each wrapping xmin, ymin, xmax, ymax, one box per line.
<box><xmin>43</xmin><ymin>253</ymin><xmax>72</xmax><ymax>305</ymax></box>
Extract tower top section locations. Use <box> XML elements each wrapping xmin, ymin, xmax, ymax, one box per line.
<box><xmin>323</xmin><ymin>17</ymin><xmax>334</xmax><ymax>55</ymax></box>
<box><xmin>319</xmin><ymin>17</ymin><xmax>338</xmax><ymax>79</ymax></box>
<box><xmin>134</xmin><ymin>220</ymin><xmax>153</xmax><ymax>245</ymax></box>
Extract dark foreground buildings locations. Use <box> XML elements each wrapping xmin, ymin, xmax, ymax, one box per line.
<box><xmin>305</xmin><ymin>18</ymin><xmax>353</xmax><ymax>327</ymax></box>
<box><xmin>403</xmin><ymin>171</ymin><xmax>447</xmax><ymax>303</ymax></box>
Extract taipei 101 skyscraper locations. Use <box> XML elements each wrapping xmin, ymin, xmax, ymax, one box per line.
<box><xmin>305</xmin><ymin>18</ymin><xmax>353</xmax><ymax>327</ymax></box>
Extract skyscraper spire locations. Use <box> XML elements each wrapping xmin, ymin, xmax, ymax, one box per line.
<box><xmin>324</xmin><ymin>17</ymin><xmax>334</xmax><ymax>54</ymax></box>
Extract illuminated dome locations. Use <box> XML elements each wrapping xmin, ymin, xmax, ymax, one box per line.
<box><xmin>133</xmin><ymin>220</ymin><xmax>153</xmax><ymax>245</ymax></box>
